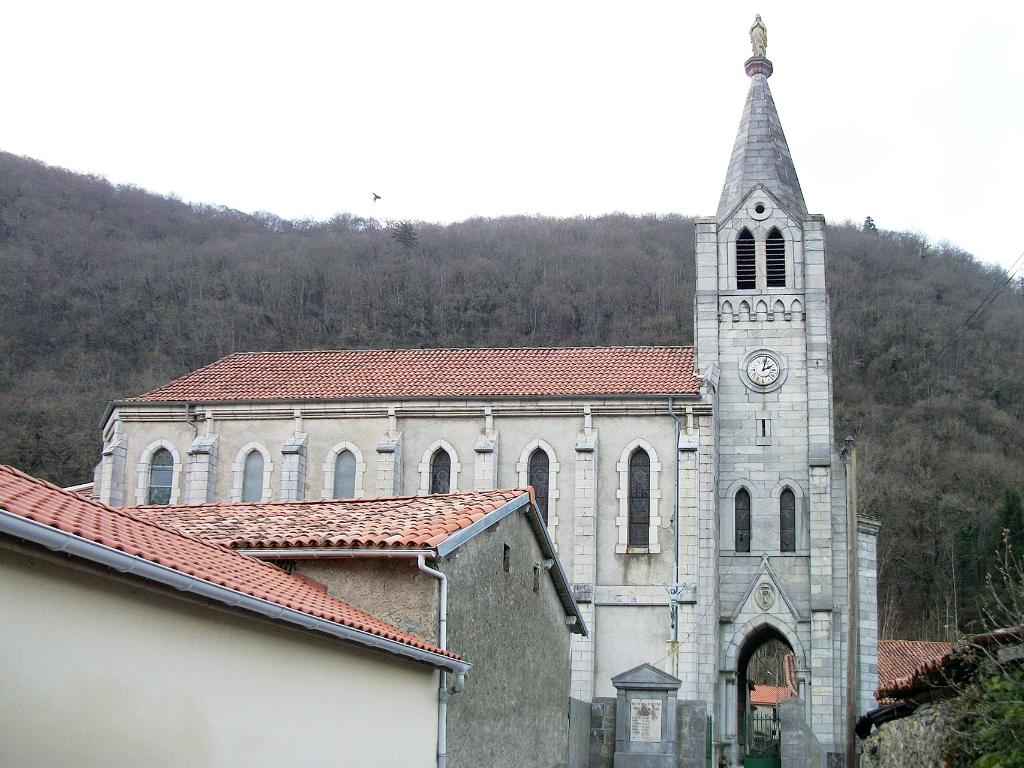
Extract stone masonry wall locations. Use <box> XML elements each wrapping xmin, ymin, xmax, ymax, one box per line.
<box><xmin>444</xmin><ymin>506</ymin><xmax>573</xmax><ymax>768</ymax></box>
<box><xmin>860</xmin><ymin>705</ymin><xmax>950</xmax><ymax>768</ymax></box>
<box><xmin>589</xmin><ymin>698</ymin><xmax>707</xmax><ymax>768</ymax></box>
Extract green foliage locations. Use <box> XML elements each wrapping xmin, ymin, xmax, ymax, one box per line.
<box><xmin>0</xmin><ymin>151</ymin><xmax>1022</xmax><ymax>639</ymax></box>
<box><xmin>944</xmin><ymin>539</ymin><xmax>1024</xmax><ymax>768</ymax></box>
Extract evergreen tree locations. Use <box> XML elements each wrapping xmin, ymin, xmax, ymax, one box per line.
<box><xmin>999</xmin><ymin>488</ymin><xmax>1024</xmax><ymax>552</ymax></box>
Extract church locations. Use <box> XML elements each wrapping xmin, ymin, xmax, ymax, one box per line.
<box><xmin>91</xmin><ymin>21</ymin><xmax>878</xmax><ymax>766</ymax></box>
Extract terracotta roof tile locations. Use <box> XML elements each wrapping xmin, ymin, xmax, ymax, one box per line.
<box><xmin>128</xmin><ymin>490</ymin><xmax>528</xmax><ymax>551</ymax></box>
<box><xmin>877</xmin><ymin>639</ymin><xmax>953</xmax><ymax>695</ymax></box>
<box><xmin>0</xmin><ymin>465</ymin><xmax>455</xmax><ymax>660</ymax></box>
<box><xmin>749</xmin><ymin>685</ymin><xmax>793</xmax><ymax>707</ymax></box>
<box><xmin>125</xmin><ymin>346</ymin><xmax>700</xmax><ymax>403</ymax></box>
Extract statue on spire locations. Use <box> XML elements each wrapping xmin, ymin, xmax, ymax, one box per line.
<box><xmin>750</xmin><ymin>14</ymin><xmax>767</xmax><ymax>59</ymax></box>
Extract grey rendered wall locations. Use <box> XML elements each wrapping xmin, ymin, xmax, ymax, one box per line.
<box><xmin>443</xmin><ymin>506</ymin><xmax>573</xmax><ymax>768</ymax></box>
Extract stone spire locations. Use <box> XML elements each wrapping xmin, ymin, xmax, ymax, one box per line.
<box><xmin>717</xmin><ymin>18</ymin><xmax>807</xmax><ymax>220</ymax></box>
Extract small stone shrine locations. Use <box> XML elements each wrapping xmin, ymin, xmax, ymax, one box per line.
<box><xmin>612</xmin><ymin>663</ymin><xmax>682</xmax><ymax>767</ymax></box>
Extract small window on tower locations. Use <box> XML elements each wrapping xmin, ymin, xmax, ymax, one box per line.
<box><xmin>736</xmin><ymin>228</ymin><xmax>756</xmax><ymax>289</ymax></box>
<box><xmin>766</xmin><ymin>228</ymin><xmax>786</xmax><ymax>288</ymax></box>
<box><xmin>735</xmin><ymin>488</ymin><xmax>752</xmax><ymax>552</ymax></box>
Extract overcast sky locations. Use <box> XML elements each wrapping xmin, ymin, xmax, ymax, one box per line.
<box><xmin>4</xmin><ymin>1</ymin><xmax>1022</xmax><ymax>270</ymax></box>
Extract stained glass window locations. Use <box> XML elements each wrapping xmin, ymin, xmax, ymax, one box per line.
<box><xmin>780</xmin><ymin>488</ymin><xmax>796</xmax><ymax>552</ymax></box>
<box><xmin>735</xmin><ymin>488</ymin><xmax>751</xmax><ymax>552</ymax></box>
<box><xmin>430</xmin><ymin>449</ymin><xmax>451</xmax><ymax>494</ymax></box>
<box><xmin>628</xmin><ymin>449</ymin><xmax>650</xmax><ymax>547</ymax></box>
<box><xmin>333</xmin><ymin>450</ymin><xmax>356</xmax><ymax>498</ymax></box>
<box><xmin>147</xmin><ymin>448</ymin><xmax>173</xmax><ymax>505</ymax></box>
<box><xmin>242</xmin><ymin>450</ymin><xmax>264</xmax><ymax>503</ymax></box>
<box><xmin>528</xmin><ymin>448</ymin><xmax>550</xmax><ymax>524</ymax></box>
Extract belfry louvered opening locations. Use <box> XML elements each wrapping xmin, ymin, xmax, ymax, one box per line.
<box><xmin>766</xmin><ymin>228</ymin><xmax>786</xmax><ymax>287</ymax></box>
<box><xmin>736</xmin><ymin>229</ymin><xmax>756</xmax><ymax>289</ymax></box>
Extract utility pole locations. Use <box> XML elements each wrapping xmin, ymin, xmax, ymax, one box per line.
<box><xmin>844</xmin><ymin>436</ymin><xmax>859</xmax><ymax>768</ymax></box>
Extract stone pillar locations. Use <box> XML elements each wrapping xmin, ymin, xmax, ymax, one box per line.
<box><xmin>677</xmin><ymin>427</ymin><xmax>700</xmax><ymax>698</ymax></box>
<box><xmin>570</xmin><ymin>412</ymin><xmax>598</xmax><ymax>702</ymax></box>
<box><xmin>186</xmin><ymin>435</ymin><xmax>219</xmax><ymax>503</ymax></box>
<box><xmin>473</xmin><ymin>430</ymin><xmax>498</xmax><ymax>490</ymax></box>
<box><xmin>810</xmin><ymin>609</ymin><xmax>835</xmax><ymax>747</ymax></box>
<box><xmin>279</xmin><ymin>434</ymin><xmax>308</xmax><ymax>501</ymax></box>
<box><xmin>695</xmin><ymin>413</ymin><xmax>719</xmax><ymax>710</ymax></box>
<box><xmin>722</xmin><ymin>672</ymin><xmax>738</xmax><ymax>767</ymax></box>
<box><xmin>373</xmin><ymin>407</ymin><xmax>402</xmax><ymax>497</ymax></box>
<box><xmin>97</xmin><ymin>421</ymin><xmax>127</xmax><ymax>507</ymax></box>
<box><xmin>858</xmin><ymin>514</ymin><xmax>881</xmax><ymax>715</ymax></box>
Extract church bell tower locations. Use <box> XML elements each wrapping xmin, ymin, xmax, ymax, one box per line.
<box><xmin>694</xmin><ymin>17</ymin><xmax>858</xmax><ymax>761</ymax></box>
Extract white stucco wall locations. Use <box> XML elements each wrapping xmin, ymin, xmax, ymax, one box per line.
<box><xmin>0</xmin><ymin>544</ymin><xmax>439</xmax><ymax>768</ymax></box>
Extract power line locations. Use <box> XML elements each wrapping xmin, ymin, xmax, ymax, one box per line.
<box><xmin>932</xmin><ymin>249</ymin><xmax>1024</xmax><ymax>361</ymax></box>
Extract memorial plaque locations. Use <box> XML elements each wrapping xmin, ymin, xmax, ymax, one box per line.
<box><xmin>628</xmin><ymin>698</ymin><xmax>662</xmax><ymax>743</ymax></box>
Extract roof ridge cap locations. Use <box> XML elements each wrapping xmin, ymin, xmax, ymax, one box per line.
<box><xmin>128</xmin><ymin>487</ymin><xmax>530</xmax><ymax>512</ymax></box>
<box><xmin>198</xmin><ymin>345</ymin><xmax>695</xmax><ymax>354</ymax></box>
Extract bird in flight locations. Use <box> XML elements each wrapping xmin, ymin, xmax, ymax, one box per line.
<box><xmin>372</xmin><ymin>193</ymin><xmax>382</xmax><ymax>202</ymax></box>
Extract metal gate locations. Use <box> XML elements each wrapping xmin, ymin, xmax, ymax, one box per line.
<box><xmin>742</xmin><ymin>710</ymin><xmax>781</xmax><ymax>768</ymax></box>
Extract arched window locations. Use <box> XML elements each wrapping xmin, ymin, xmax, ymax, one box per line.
<box><xmin>736</xmin><ymin>228</ymin><xmax>756</xmax><ymax>289</ymax></box>
<box><xmin>735</xmin><ymin>488</ymin><xmax>751</xmax><ymax>552</ymax></box>
<box><xmin>430</xmin><ymin>448</ymin><xmax>451</xmax><ymax>494</ymax></box>
<box><xmin>627</xmin><ymin>448</ymin><xmax>650</xmax><ymax>547</ymax></box>
<box><xmin>147</xmin><ymin>448</ymin><xmax>174</xmax><ymax>505</ymax></box>
<box><xmin>780</xmin><ymin>488</ymin><xmax>796</xmax><ymax>552</ymax></box>
<box><xmin>242</xmin><ymin>450</ymin><xmax>264</xmax><ymax>503</ymax></box>
<box><xmin>333</xmin><ymin>450</ymin><xmax>357</xmax><ymax>498</ymax></box>
<box><xmin>528</xmin><ymin>448</ymin><xmax>550</xmax><ymax>524</ymax></box>
<box><xmin>766</xmin><ymin>227</ymin><xmax>786</xmax><ymax>288</ymax></box>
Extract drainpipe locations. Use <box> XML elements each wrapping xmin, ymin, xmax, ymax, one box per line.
<box><xmin>418</xmin><ymin>554</ymin><xmax>450</xmax><ymax>768</ymax></box>
<box><xmin>184</xmin><ymin>403</ymin><xmax>198</xmax><ymax>441</ymax></box>
<box><xmin>668</xmin><ymin>396</ymin><xmax>681</xmax><ymax>677</ymax></box>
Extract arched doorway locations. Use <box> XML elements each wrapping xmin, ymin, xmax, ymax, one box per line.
<box><xmin>736</xmin><ymin>626</ymin><xmax>796</xmax><ymax>768</ymax></box>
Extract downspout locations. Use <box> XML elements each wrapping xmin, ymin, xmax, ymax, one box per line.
<box><xmin>418</xmin><ymin>554</ymin><xmax>451</xmax><ymax>768</ymax></box>
<box><xmin>669</xmin><ymin>396</ymin><xmax>681</xmax><ymax>677</ymax></box>
<box><xmin>185</xmin><ymin>403</ymin><xmax>198</xmax><ymax>441</ymax></box>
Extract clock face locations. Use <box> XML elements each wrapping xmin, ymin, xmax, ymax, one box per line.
<box><xmin>746</xmin><ymin>354</ymin><xmax>781</xmax><ymax>387</ymax></box>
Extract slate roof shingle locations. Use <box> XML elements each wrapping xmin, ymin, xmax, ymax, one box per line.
<box><xmin>125</xmin><ymin>346</ymin><xmax>701</xmax><ymax>403</ymax></box>
<box><xmin>128</xmin><ymin>489</ymin><xmax>529</xmax><ymax>551</ymax></box>
<box><xmin>0</xmin><ymin>465</ymin><xmax>455</xmax><ymax>660</ymax></box>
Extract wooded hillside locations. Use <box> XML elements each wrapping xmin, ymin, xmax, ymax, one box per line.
<box><xmin>1</xmin><ymin>151</ymin><xmax>1021</xmax><ymax>640</ymax></box>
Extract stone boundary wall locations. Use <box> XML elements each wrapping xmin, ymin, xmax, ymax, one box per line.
<box><xmin>589</xmin><ymin>698</ymin><xmax>706</xmax><ymax>768</ymax></box>
<box><xmin>569</xmin><ymin>697</ymin><xmax>591</xmax><ymax>768</ymax></box>
<box><xmin>860</xmin><ymin>704</ymin><xmax>949</xmax><ymax>768</ymax></box>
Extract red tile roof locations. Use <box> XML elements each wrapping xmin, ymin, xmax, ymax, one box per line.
<box><xmin>128</xmin><ymin>489</ymin><xmax>529</xmax><ymax>551</ymax></box>
<box><xmin>750</xmin><ymin>684</ymin><xmax>793</xmax><ymax>707</ymax></box>
<box><xmin>124</xmin><ymin>346</ymin><xmax>700</xmax><ymax>403</ymax></box>
<box><xmin>877</xmin><ymin>639</ymin><xmax>952</xmax><ymax>696</ymax></box>
<box><xmin>0</xmin><ymin>465</ymin><xmax>455</xmax><ymax>660</ymax></box>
